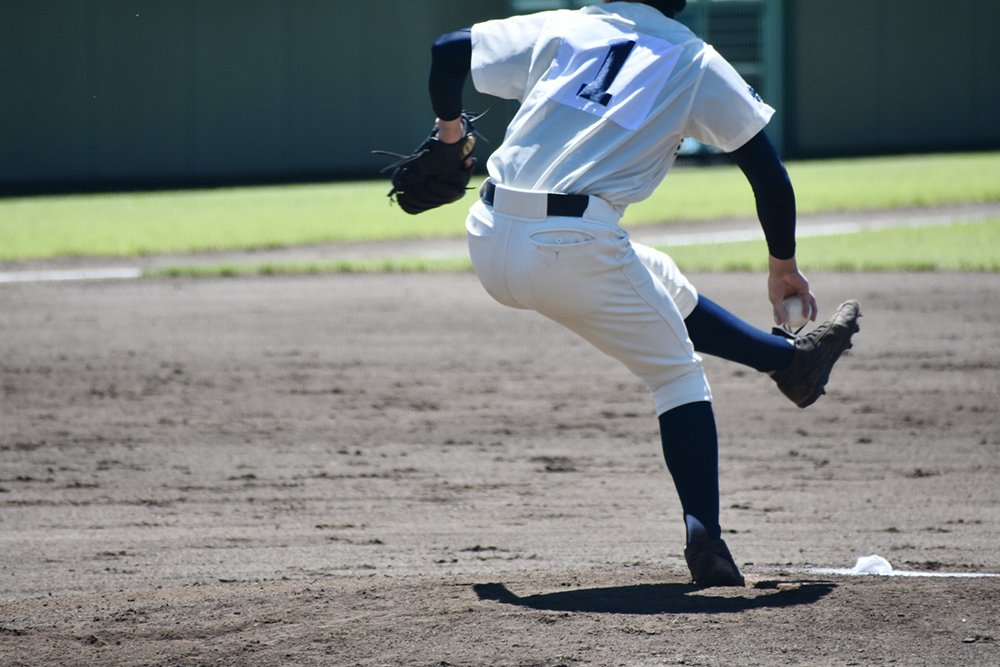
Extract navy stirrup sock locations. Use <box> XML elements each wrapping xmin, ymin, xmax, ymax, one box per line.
<box><xmin>684</xmin><ymin>295</ymin><xmax>794</xmax><ymax>373</ymax></box>
<box><xmin>659</xmin><ymin>401</ymin><xmax>721</xmax><ymax>541</ymax></box>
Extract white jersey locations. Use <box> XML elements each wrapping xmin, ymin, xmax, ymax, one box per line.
<box><xmin>471</xmin><ymin>2</ymin><xmax>774</xmax><ymax>213</ymax></box>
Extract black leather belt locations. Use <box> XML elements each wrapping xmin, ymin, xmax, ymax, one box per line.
<box><xmin>480</xmin><ymin>179</ymin><xmax>590</xmax><ymax>218</ymax></box>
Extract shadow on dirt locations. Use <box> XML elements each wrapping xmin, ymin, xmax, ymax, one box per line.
<box><xmin>472</xmin><ymin>580</ymin><xmax>836</xmax><ymax>615</ymax></box>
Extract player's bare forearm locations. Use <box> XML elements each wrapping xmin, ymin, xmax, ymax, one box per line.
<box><xmin>436</xmin><ymin>118</ymin><xmax>466</xmax><ymax>144</ymax></box>
<box><xmin>435</xmin><ymin>117</ymin><xmax>475</xmax><ymax>171</ymax></box>
<box><xmin>768</xmin><ymin>255</ymin><xmax>817</xmax><ymax>325</ymax></box>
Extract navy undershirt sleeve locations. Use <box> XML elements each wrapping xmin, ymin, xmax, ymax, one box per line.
<box><xmin>728</xmin><ymin>131</ymin><xmax>797</xmax><ymax>260</ymax></box>
<box><xmin>429</xmin><ymin>29</ymin><xmax>472</xmax><ymax>121</ymax></box>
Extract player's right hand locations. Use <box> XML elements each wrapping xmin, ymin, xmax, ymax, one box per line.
<box><xmin>767</xmin><ymin>255</ymin><xmax>817</xmax><ymax>326</ymax></box>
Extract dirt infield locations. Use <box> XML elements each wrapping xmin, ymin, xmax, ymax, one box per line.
<box><xmin>1</xmin><ymin>269</ymin><xmax>998</xmax><ymax>665</ymax></box>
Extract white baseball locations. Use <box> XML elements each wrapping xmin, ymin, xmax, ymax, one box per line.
<box><xmin>782</xmin><ymin>295</ymin><xmax>812</xmax><ymax>328</ymax></box>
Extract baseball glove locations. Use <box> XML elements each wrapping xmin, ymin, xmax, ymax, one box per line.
<box><xmin>373</xmin><ymin>114</ymin><xmax>477</xmax><ymax>215</ymax></box>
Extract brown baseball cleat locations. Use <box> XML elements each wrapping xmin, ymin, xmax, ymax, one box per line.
<box><xmin>769</xmin><ymin>300</ymin><xmax>861</xmax><ymax>408</ymax></box>
<box><xmin>684</xmin><ymin>532</ymin><xmax>745</xmax><ymax>587</ymax></box>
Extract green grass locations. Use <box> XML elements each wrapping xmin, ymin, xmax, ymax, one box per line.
<box><xmin>0</xmin><ymin>181</ymin><xmax>471</xmax><ymax>261</ymax></box>
<box><xmin>660</xmin><ymin>219</ymin><xmax>1000</xmax><ymax>272</ymax></box>
<box><xmin>624</xmin><ymin>151</ymin><xmax>1000</xmax><ymax>225</ymax></box>
<box><xmin>2</xmin><ymin>151</ymin><xmax>998</xmax><ymax>262</ymax></box>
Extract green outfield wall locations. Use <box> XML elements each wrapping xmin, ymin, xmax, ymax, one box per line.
<box><xmin>0</xmin><ymin>0</ymin><xmax>507</xmax><ymax>193</ymax></box>
<box><xmin>1</xmin><ymin>0</ymin><xmax>997</xmax><ymax>193</ymax></box>
<box><xmin>787</xmin><ymin>0</ymin><xmax>1000</xmax><ymax>157</ymax></box>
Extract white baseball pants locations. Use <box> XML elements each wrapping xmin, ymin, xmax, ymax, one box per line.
<box><xmin>466</xmin><ymin>183</ymin><xmax>711</xmax><ymax>415</ymax></box>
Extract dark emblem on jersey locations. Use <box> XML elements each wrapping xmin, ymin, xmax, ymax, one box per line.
<box><xmin>748</xmin><ymin>86</ymin><xmax>763</xmax><ymax>103</ymax></box>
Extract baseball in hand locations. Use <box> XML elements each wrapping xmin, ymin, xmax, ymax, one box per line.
<box><xmin>781</xmin><ymin>295</ymin><xmax>812</xmax><ymax>328</ymax></box>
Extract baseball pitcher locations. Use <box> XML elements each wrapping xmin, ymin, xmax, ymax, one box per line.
<box><xmin>382</xmin><ymin>0</ymin><xmax>860</xmax><ymax>587</ymax></box>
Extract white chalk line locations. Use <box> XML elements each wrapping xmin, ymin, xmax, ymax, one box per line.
<box><xmin>778</xmin><ymin>566</ymin><xmax>1000</xmax><ymax>579</ymax></box>
<box><xmin>0</xmin><ymin>267</ymin><xmax>142</xmax><ymax>284</ymax></box>
<box><xmin>641</xmin><ymin>216</ymin><xmax>975</xmax><ymax>248</ymax></box>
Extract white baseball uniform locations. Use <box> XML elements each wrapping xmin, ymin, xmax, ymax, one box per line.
<box><xmin>466</xmin><ymin>2</ymin><xmax>774</xmax><ymax>415</ymax></box>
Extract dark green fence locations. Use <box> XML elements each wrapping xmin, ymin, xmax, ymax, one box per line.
<box><xmin>0</xmin><ymin>0</ymin><xmax>507</xmax><ymax>193</ymax></box>
<box><xmin>1</xmin><ymin>0</ymin><xmax>996</xmax><ymax>193</ymax></box>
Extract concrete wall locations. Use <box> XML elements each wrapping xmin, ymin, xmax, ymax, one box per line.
<box><xmin>788</xmin><ymin>0</ymin><xmax>1000</xmax><ymax>157</ymax></box>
